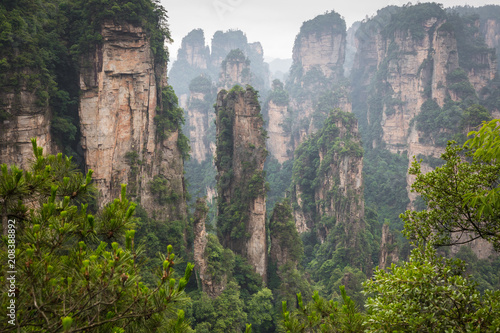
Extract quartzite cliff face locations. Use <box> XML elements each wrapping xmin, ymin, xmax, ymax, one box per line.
<box><xmin>0</xmin><ymin>80</ymin><xmax>52</xmax><ymax>168</ymax></box>
<box><xmin>286</xmin><ymin>11</ymin><xmax>352</xmax><ymax>151</ymax></box>
<box><xmin>79</xmin><ymin>21</ymin><xmax>186</xmax><ymax>220</ymax></box>
<box><xmin>292</xmin><ymin>111</ymin><xmax>364</xmax><ymax>243</ymax></box>
<box><xmin>352</xmin><ymin>4</ymin><xmax>498</xmax><ymax>203</ymax></box>
<box><xmin>215</xmin><ymin>86</ymin><xmax>267</xmax><ymax>279</ymax></box>
<box><xmin>219</xmin><ymin>49</ymin><xmax>252</xmax><ymax>90</ymax></box>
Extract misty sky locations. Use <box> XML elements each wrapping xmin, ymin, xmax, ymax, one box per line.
<box><xmin>162</xmin><ymin>0</ymin><xmax>496</xmax><ymax>61</ymax></box>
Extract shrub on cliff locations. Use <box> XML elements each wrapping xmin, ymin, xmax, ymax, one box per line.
<box><xmin>0</xmin><ymin>140</ymin><xmax>193</xmax><ymax>332</ymax></box>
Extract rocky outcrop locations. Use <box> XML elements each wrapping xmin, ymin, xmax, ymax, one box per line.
<box><xmin>210</xmin><ymin>31</ymin><xmax>269</xmax><ymax>88</ymax></box>
<box><xmin>219</xmin><ymin>49</ymin><xmax>251</xmax><ymax>90</ymax></box>
<box><xmin>264</xmin><ymin>80</ymin><xmax>292</xmax><ymax>163</ymax></box>
<box><xmin>193</xmin><ymin>197</ymin><xmax>228</xmax><ymax>297</ymax></box>
<box><xmin>483</xmin><ymin>18</ymin><xmax>500</xmax><ymax>53</ymax></box>
<box><xmin>290</xmin><ymin>110</ymin><xmax>369</xmax><ymax>275</ymax></box>
<box><xmin>287</xmin><ymin>11</ymin><xmax>352</xmax><ymax>149</ymax></box>
<box><xmin>215</xmin><ymin>86</ymin><xmax>267</xmax><ymax>279</ymax></box>
<box><xmin>379</xmin><ymin>224</ymin><xmax>399</xmax><ymax>269</ymax></box>
<box><xmin>344</xmin><ymin>21</ymin><xmax>361</xmax><ymax>77</ymax></box>
<box><xmin>292</xmin><ymin>111</ymin><xmax>364</xmax><ymax>245</ymax></box>
<box><xmin>352</xmin><ymin>4</ymin><xmax>498</xmax><ymax>206</ymax></box>
<box><xmin>168</xmin><ymin>29</ymin><xmax>211</xmax><ymax>97</ymax></box>
<box><xmin>266</xmin><ymin>100</ymin><xmax>291</xmax><ymax>163</ymax></box>
<box><xmin>79</xmin><ymin>21</ymin><xmax>186</xmax><ymax>220</ymax></box>
<box><xmin>186</xmin><ymin>76</ymin><xmax>216</xmax><ymax>163</ymax></box>
<box><xmin>178</xmin><ymin>29</ymin><xmax>210</xmax><ymax>70</ymax></box>
<box><xmin>193</xmin><ymin>198</ymin><xmax>209</xmax><ymax>286</ymax></box>
<box><xmin>0</xmin><ymin>82</ymin><xmax>51</xmax><ymax>167</ymax></box>
<box><xmin>293</xmin><ymin>25</ymin><xmax>345</xmax><ymax>80</ymax></box>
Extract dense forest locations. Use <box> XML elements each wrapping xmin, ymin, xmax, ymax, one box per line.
<box><xmin>1</xmin><ymin>0</ymin><xmax>500</xmax><ymax>332</ymax></box>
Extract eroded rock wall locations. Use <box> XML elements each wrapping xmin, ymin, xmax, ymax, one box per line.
<box><xmin>219</xmin><ymin>49</ymin><xmax>251</xmax><ymax>90</ymax></box>
<box><xmin>0</xmin><ymin>83</ymin><xmax>51</xmax><ymax>167</ymax></box>
<box><xmin>292</xmin><ymin>111</ymin><xmax>364</xmax><ymax>248</ymax></box>
<box><xmin>286</xmin><ymin>11</ymin><xmax>352</xmax><ymax>150</ymax></box>
<box><xmin>79</xmin><ymin>21</ymin><xmax>186</xmax><ymax>220</ymax></box>
<box><xmin>215</xmin><ymin>87</ymin><xmax>267</xmax><ymax>279</ymax></box>
<box><xmin>352</xmin><ymin>6</ymin><xmax>497</xmax><ymax>204</ymax></box>
<box><xmin>266</xmin><ymin>100</ymin><xmax>291</xmax><ymax>163</ymax></box>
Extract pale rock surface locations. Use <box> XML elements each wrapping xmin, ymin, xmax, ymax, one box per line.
<box><xmin>0</xmin><ymin>73</ymin><xmax>52</xmax><ymax>168</ymax></box>
<box><xmin>79</xmin><ymin>21</ymin><xmax>186</xmax><ymax>220</ymax></box>
<box><xmin>215</xmin><ymin>88</ymin><xmax>267</xmax><ymax>279</ymax></box>
<box><xmin>266</xmin><ymin>100</ymin><xmax>291</xmax><ymax>163</ymax></box>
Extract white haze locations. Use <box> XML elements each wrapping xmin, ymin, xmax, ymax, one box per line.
<box><xmin>163</xmin><ymin>0</ymin><xmax>496</xmax><ymax>61</ymax></box>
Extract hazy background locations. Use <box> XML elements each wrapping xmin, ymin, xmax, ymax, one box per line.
<box><xmin>163</xmin><ymin>0</ymin><xmax>496</xmax><ymax>61</ymax></box>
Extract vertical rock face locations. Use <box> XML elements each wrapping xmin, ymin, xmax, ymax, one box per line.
<box><xmin>293</xmin><ymin>25</ymin><xmax>345</xmax><ymax>80</ymax></box>
<box><xmin>344</xmin><ymin>21</ymin><xmax>361</xmax><ymax>77</ymax></box>
<box><xmin>219</xmin><ymin>49</ymin><xmax>252</xmax><ymax>90</ymax></box>
<box><xmin>178</xmin><ymin>29</ymin><xmax>210</xmax><ymax>70</ymax></box>
<box><xmin>210</xmin><ymin>30</ymin><xmax>266</xmax><ymax>76</ymax></box>
<box><xmin>292</xmin><ymin>111</ymin><xmax>364</xmax><ymax>249</ymax></box>
<box><xmin>483</xmin><ymin>18</ymin><xmax>500</xmax><ymax>52</ymax></box>
<box><xmin>186</xmin><ymin>76</ymin><xmax>216</xmax><ymax>163</ymax></box>
<box><xmin>0</xmin><ymin>82</ymin><xmax>51</xmax><ymax>167</ymax></box>
<box><xmin>287</xmin><ymin>11</ymin><xmax>352</xmax><ymax>150</ymax></box>
<box><xmin>379</xmin><ymin>224</ymin><xmax>399</xmax><ymax>270</ymax></box>
<box><xmin>263</xmin><ymin>79</ymin><xmax>292</xmax><ymax>163</ymax></box>
<box><xmin>193</xmin><ymin>198</ymin><xmax>228</xmax><ymax>297</ymax></box>
<box><xmin>265</xmin><ymin>100</ymin><xmax>291</xmax><ymax>163</ymax></box>
<box><xmin>79</xmin><ymin>21</ymin><xmax>186</xmax><ymax>220</ymax></box>
<box><xmin>215</xmin><ymin>86</ymin><xmax>267</xmax><ymax>279</ymax></box>
<box><xmin>168</xmin><ymin>29</ymin><xmax>211</xmax><ymax>98</ymax></box>
<box><xmin>352</xmin><ymin>4</ymin><xmax>498</xmax><ymax>205</ymax></box>
<box><xmin>193</xmin><ymin>198</ymin><xmax>208</xmax><ymax>285</ymax></box>
<box><xmin>187</xmin><ymin>91</ymin><xmax>211</xmax><ymax>163</ymax></box>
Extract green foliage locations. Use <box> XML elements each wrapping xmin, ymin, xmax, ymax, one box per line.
<box><xmin>192</xmin><ymin>281</ymin><xmax>247</xmax><ymax>333</ymax></box>
<box><xmin>363</xmin><ymin>123</ymin><xmax>500</xmax><ymax>332</ymax></box>
<box><xmin>445</xmin><ymin>11</ymin><xmax>496</xmax><ymax>71</ymax></box>
<box><xmin>297</xmin><ymin>10</ymin><xmax>346</xmax><ymax>42</ymax></box>
<box><xmin>264</xmin><ymin>157</ymin><xmax>293</xmax><ymax>214</ymax></box>
<box><xmin>363</xmin><ymin>149</ymin><xmax>409</xmax><ymax>228</ymax></box>
<box><xmin>447</xmin><ymin>68</ymin><xmax>476</xmax><ymax>99</ymax></box>
<box><xmin>462</xmin><ymin>119</ymin><xmax>500</xmax><ymax>226</ymax></box>
<box><xmin>414</xmin><ymin>98</ymin><xmax>470</xmax><ymax>146</ymax></box>
<box><xmin>269</xmin><ymin>198</ymin><xmax>304</xmax><ymax>263</ymax></box>
<box><xmin>246</xmin><ymin>288</ymin><xmax>276</xmax><ymax>333</ymax></box>
<box><xmin>205</xmin><ymin>234</ymin><xmax>235</xmax><ymax>281</ymax></box>
<box><xmin>215</xmin><ymin>86</ymin><xmax>268</xmax><ymax>244</ymax></box>
<box><xmin>232</xmin><ymin>254</ymin><xmax>264</xmax><ymax>302</ymax></box>
<box><xmin>465</xmin><ymin>118</ymin><xmax>500</xmax><ymax>162</ymax></box>
<box><xmin>402</xmin><ymin>141</ymin><xmax>500</xmax><ymax>250</ymax></box>
<box><xmin>221</xmin><ymin>49</ymin><xmax>249</xmax><ymax>67</ymax></box>
<box><xmin>462</xmin><ymin>104</ymin><xmax>492</xmax><ymax>130</ymax></box>
<box><xmin>149</xmin><ymin>174</ymin><xmax>181</xmax><ymax>206</ymax></box>
<box><xmin>156</xmin><ymin>86</ymin><xmax>184</xmax><ymax>136</ymax></box>
<box><xmin>292</xmin><ymin>110</ymin><xmax>362</xmax><ymax>221</ymax></box>
<box><xmin>455</xmin><ymin>245</ymin><xmax>500</xmax><ymax>292</ymax></box>
<box><xmin>0</xmin><ymin>140</ymin><xmax>193</xmax><ymax>331</ymax></box>
<box><xmin>281</xmin><ymin>286</ymin><xmax>364</xmax><ymax>333</ymax></box>
<box><xmin>382</xmin><ymin>3</ymin><xmax>446</xmax><ymax>40</ymax></box>
<box><xmin>188</xmin><ymin>75</ymin><xmax>213</xmax><ymax>94</ymax></box>
<box><xmin>266</xmin><ymin>79</ymin><xmax>289</xmax><ymax>106</ymax></box>
<box><xmin>363</xmin><ymin>245</ymin><xmax>500</xmax><ymax>332</ymax></box>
